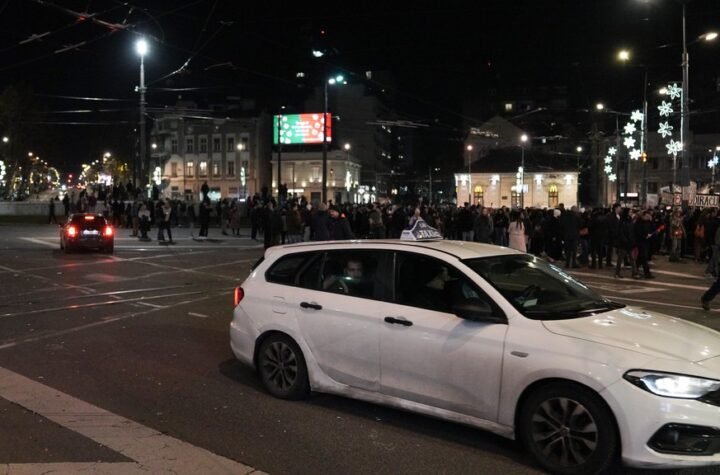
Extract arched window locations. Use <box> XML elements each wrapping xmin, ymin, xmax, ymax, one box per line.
<box><xmin>548</xmin><ymin>184</ymin><xmax>559</xmax><ymax>208</ymax></box>
<box><xmin>473</xmin><ymin>185</ymin><xmax>483</xmax><ymax>206</ymax></box>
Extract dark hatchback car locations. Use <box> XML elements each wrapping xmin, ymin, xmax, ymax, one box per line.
<box><xmin>60</xmin><ymin>213</ymin><xmax>114</xmax><ymax>253</ymax></box>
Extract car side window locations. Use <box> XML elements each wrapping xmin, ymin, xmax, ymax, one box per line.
<box><xmin>394</xmin><ymin>252</ymin><xmax>500</xmax><ymax>317</ymax></box>
<box><xmin>320</xmin><ymin>250</ymin><xmax>389</xmax><ymax>300</ymax></box>
<box><xmin>265</xmin><ymin>252</ymin><xmax>321</xmax><ymax>287</ymax></box>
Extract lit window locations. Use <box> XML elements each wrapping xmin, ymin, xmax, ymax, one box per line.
<box><xmin>185</xmin><ymin>161</ymin><xmax>194</xmax><ymax>178</ymax></box>
<box><xmin>505</xmin><ymin>103</ymin><xmax>513</xmax><ymax>111</ymax></box>
<box><xmin>199</xmin><ymin>161</ymin><xmax>208</xmax><ymax>177</ymax></box>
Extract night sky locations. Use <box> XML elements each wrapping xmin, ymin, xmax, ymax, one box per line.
<box><xmin>1</xmin><ymin>0</ymin><xmax>719</xmax><ymax>174</ymax></box>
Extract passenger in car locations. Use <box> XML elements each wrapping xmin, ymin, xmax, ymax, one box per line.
<box><xmin>323</xmin><ymin>259</ymin><xmax>369</xmax><ymax>296</ymax></box>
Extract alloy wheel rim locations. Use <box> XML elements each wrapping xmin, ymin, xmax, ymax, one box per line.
<box><xmin>530</xmin><ymin>397</ymin><xmax>598</xmax><ymax>467</ymax></box>
<box><xmin>262</xmin><ymin>341</ymin><xmax>298</xmax><ymax>391</ymax></box>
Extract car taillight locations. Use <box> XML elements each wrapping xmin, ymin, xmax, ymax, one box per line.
<box><xmin>233</xmin><ymin>287</ymin><xmax>244</xmax><ymax>307</ymax></box>
<box><xmin>104</xmin><ymin>226</ymin><xmax>113</xmax><ymax>237</ymax></box>
<box><xmin>67</xmin><ymin>226</ymin><xmax>77</xmax><ymax>237</ymax></box>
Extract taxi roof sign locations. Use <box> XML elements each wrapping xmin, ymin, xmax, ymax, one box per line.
<box><xmin>400</xmin><ymin>218</ymin><xmax>443</xmax><ymax>241</ymax></box>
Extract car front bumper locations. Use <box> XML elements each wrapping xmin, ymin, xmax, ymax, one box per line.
<box><xmin>602</xmin><ymin>378</ymin><xmax>720</xmax><ymax>469</ymax></box>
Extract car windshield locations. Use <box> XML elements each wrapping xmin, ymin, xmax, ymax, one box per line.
<box><xmin>463</xmin><ymin>254</ymin><xmax>624</xmax><ymax>320</ymax></box>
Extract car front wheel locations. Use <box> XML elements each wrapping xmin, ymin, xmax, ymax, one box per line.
<box><xmin>257</xmin><ymin>334</ymin><xmax>309</xmax><ymax>400</ymax></box>
<box><xmin>518</xmin><ymin>383</ymin><xmax>619</xmax><ymax>475</ymax></box>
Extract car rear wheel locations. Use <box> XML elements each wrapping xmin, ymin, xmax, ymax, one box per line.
<box><xmin>257</xmin><ymin>334</ymin><xmax>309</xmax><ymax>400</ymax></box>
<box><xmin>518</xmin><ymin>383</ymin><xmax>619</xmax><ymax>475</ymax></box>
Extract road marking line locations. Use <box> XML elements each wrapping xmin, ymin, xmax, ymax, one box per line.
<box><xmin>573</xmin><ymin>271</ymin><xmax>708</xmax><ymax>291</ymax></box>
<box><xmin>651</xmin><ymin>268</ymin><xmax>707</xmax><ymax>280</ymax></box>
<box><xmin>0</xmin><ymin>366</ymin><xmax>256</xmax><ymax>474</ymax></box>
<box><xmin>188</xmin><ymin>312</ymin><xmax>209</xmax><ymax>318</ymax></box>
<box><xmin>18</xmin><ymin>237</ymin><xmax>57</xmax><ymax>248</ymax></box>
<box><xmin>1</xmin><ymin>462</ymin><xmax>143</xmax><ymax>474</ymax></box>
<box><xmin>136</xmin><ymin>301</ymin><xmax>165</xmax><ymax>309</ymax></box>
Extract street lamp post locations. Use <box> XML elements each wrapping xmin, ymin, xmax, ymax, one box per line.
<box><xmin>520</xmin><ymin>134</ymin><xmax>528</xmax><ymax>208</ymax></box>
<box><xmin>680</xmin><ymin>3</ymin><xmax>689</xmax><ymax>187</ymax></box>
<box><xmin>466</xmin><ymin>145</ymin><xmax>473</xmax><ymax>205</ymax></box>
<box><xmin>321</xmin><ymin>74</ymin><xmax>346</xmax><ymax>204</ymax></box>
<box><xmin>136</xmin><ymin>39</ymin><xmax>148</xmax><ymax>191</ymax></box>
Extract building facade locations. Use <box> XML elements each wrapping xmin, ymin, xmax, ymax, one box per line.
<box><xmin>271</xmin><ymin>150</ymin><xmax>363</xmax><ymax>205</ymax></box>
<box><xmin>149</xmin><ymin>102</ymin><xmax>271</xmax><ymax>201</ymax></box>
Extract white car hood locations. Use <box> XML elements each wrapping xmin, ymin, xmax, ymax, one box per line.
<box><xmin>543</xmin><ymin>306</ymin><xmax>720</xmax><ymax>363</ymax></box>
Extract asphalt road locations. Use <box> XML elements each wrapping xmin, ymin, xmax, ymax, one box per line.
<box><xmin>0</xmin><ymin>223</ymin><xmax>718</xmax><ymax>474</ymax></box>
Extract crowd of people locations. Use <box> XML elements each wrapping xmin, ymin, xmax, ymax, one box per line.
<box><xmin>55</xmin><ymin>182</ymin><xmax>720</xmax><ymax>280</ymax></box>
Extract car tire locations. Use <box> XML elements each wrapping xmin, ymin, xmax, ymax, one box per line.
<box><xmin>257</xmin><ymin>334</ymin><xmax>309</xmax><ymax>400</ymax></box>
<box><xmin>518</xmin><ymin>382</ymin><xmax>619</xmax><ymax>475</ymax></box>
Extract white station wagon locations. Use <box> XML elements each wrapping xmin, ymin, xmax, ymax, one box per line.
<box><xmin>230</xmin><ymin>239</ymin><xmax>720</xmax><ymax>474</ymax></box>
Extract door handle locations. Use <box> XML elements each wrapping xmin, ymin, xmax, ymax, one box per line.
<box><xmin>384</xmin><ymin>316</ymin><xmax>413</xmax><ymax>327</ymax></box>
<box><xmin>300</xmin><ymin>301</ymin><xmax>322</xmax><ymax>310</ymax></box>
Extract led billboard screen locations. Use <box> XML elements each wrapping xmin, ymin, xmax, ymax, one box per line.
<box><xmin>273</xmin><ymin>113</ymin><xmax>332</xmax><ymax>145</ymax></box>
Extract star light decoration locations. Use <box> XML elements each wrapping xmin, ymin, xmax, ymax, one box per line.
<box><xmin>657</xmin><ymin>83</ymin><xmax>682</xmax><ymax>159</ymax></box>
<box><xmin>603</xmin><ymin>107</ymin><xmax>644</xmax><ymax>182</ymax></box>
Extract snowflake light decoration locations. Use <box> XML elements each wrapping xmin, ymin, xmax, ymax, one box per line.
<box><xmin>658</xmin><ymin>122</ymin><xmax>673</xmax><ymax>138</ymax></box>
<box><xmin>624</xmin><ymin>137</ymin><xmax>636</xmax><ymax>149</ymax></box>
<box><xmin>608</xmin><ymin>174</ymin><xmax>617</xmax><ymax>182</ymax></box>
<box><xmin>708</xmin><ymin>158</ymin><xmax>718</xmax><ymax>169</ymax></box>
<box><xmin>658</xmin><ymin>101</ymin><xmax>673</xmax><ymax>117</ymax></box>
<box><xmin>630</xmin><ymin>110</ymin><xmax>644</xmax><ymax>122</ymax></box>
<box><xmin>608</xmin><ymin>146</ymin><xmax>617</xmax><ymax>156</ymax></box>
<box><xmin>667</xmin><ymin>83</ymin><xmax>682</xmax><ymax>100</ymax></box>
<box><xmin>604</xmin><ymin>156</ymin><xmax>613</xmax><ymax>164</ymax></box>
<box><xmin>666</xmin><ymin>140</ymin><xmax>682</xmax><ymax>155</ymax></box>
<box><xmin>623</xmin><ymin>122</ymin><xmax>637</xmax><ymax>135</ymax></box>
<box><xmin>604</xmin><ymin>165</ymin><xmax>613</xmax><ymax>174</ymax></box>
<box><xmin>629</xmin><ymin>149</ymin><xmax>642</xmax><ymax>161</ymax></box>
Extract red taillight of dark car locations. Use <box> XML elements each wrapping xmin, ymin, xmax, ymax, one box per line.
<box><xmin>233</xmin><ymin>287</ymin><xmax>244</xmax><ymax>307</ymax></box>
<box><xmin>104</xmin><ymin>226</ymin><xmax>113</xmax><ymax>237</ymax></box>
<box><xmin>67</xmin><ymin>226</ymin><xmax>78</xmax><ymax>237</ymax></box>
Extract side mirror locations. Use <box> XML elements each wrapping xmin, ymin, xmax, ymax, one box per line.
<box><xmin>453</xmin><ymin>299</ymin><xmax>507</xmax><ymax>324</ymax></box>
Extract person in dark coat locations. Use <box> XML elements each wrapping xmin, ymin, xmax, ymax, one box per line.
<box><xmin>328</xmin><ymin>205</ymin><xmax>354</xmax><ymax>240</ymax></box>
<box><xmin>473</xmin><ymin>207</ymin><xmax>493</xmax><ymax>244</ymax></box>
<box><xmin>614</xmin><ymin>209</ymin><xmax>637</xmax><ymax>279</ymax></box>
<box><xmin>543</xmin><ymin>209</ymin><xmax>563</xmax><ymax>261</ymax></box>
<box><xmin>310</xmin><ymin>203</ymin><xmax>331</xmax><ymax>241</ymax></box>
<box><xmin>606</xmin><ymin>204</ymin><xmax>622</xmax><ymax>267</ymax></box>
<box><xmin>198</xmin><ymin>197</ymin><xmax>211</xmax><ymax>237</ymax></box>
<box><xmin>635</xmin><ymin>210</ymin><xmax>656</xmax><ymax>279</ymax></box>
<box><xmin>589</xmin><ymin>209</ymin><xmax>608</xmax><ymax>269</ymax></box>
<box><xmin>560</xmin><ymin>206</ymin><xmax>581</xmax><ymax>268</ymax></box>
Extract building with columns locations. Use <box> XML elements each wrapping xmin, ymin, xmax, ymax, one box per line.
<box><xmin>456</xmin><ymin>148</ymin><xmax>579</xmax><ymax>208</ymax></box>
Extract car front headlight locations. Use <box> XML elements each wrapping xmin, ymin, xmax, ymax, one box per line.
<box><xmin>624</xmin><ymin>370</ymin><xmax>720</xmax><ymax>399</ymax></box>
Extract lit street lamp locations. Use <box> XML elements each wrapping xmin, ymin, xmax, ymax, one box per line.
<box><xmin>136</xmin><ymin>38</ymin><xmax>148</xmax><ymax>190</ymax></box>
<box><xmin>466</xmin><ymin>145</ymin><xmax>473</xmax><ymax>205</ymax></box>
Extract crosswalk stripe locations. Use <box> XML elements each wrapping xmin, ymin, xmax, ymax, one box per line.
<box><xmin>0</xmin><ymin>366</ymin><xmax>258</xmax><ymax>474</ymax></box>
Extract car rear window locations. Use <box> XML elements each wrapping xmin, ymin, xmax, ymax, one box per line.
<box><xmin>70</xmin><ymin>215</ymin><xmax>106</xmax><ymax>226</ymax></box>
